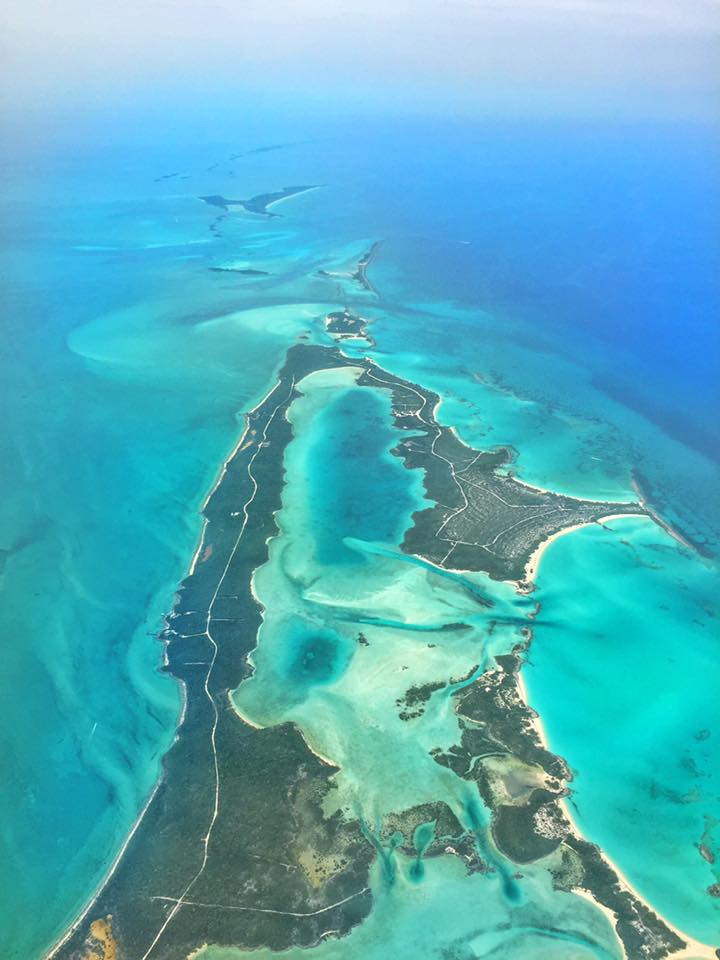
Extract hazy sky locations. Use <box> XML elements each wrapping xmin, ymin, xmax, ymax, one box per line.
<box><xmin>2</xmin><ymin>0</ymin><xmax>719</xmax><ymax>120</ymax></box>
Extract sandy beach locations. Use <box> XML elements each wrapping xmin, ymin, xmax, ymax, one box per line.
<box><xmin>515</xmin><ymin>672</ymin><xmax>717</xmax><ymax>960</ymax></box>
<box><xmin>631</xmin><ymin>477</ymin><xmax>698</xmax><ymax>553</ymax></box>
<box><xmin>522</xmin><ymin>513</ymin><xmax>652</xmax><ymax>584</ymax></box>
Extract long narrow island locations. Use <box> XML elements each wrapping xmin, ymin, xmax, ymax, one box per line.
<box><xmin>48</xmin><ymin>320</ymin><xmax>714</xmax><ymax>960</ymax></box>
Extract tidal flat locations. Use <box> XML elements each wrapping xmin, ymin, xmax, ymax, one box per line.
<box><xmin>4</xmin><ymin>118</ymin><xmax>718</xmax><ymax>960</ymax></box>
<box><xmin>51</xmin><ymin>338</ymin><xmax>710</xmax><ymax>960</ymax></box>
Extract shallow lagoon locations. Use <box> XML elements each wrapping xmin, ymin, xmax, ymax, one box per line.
<box><xmin>2</xmin><ymin>113</ymin><xmax>719</xmax><ymax>955</ymax></box>
<box><xmin>198</xmin><ymin>854</ymin><xmax>622</xmax><ymax>960</ymax></box>
<box><xmin>230</xmin><ymin>365</ymin><xmax>626</xmax><ymax>957</ymax></box>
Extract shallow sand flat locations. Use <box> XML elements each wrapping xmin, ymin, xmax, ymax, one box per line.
<box><xmin>9</xmin><ymin>117</ymin><xmax>718</xmax><ymax>960</ymax></box>
<box><xmin>195</xmin><ymin>852</ymin><xmax>624</xmax><ymax>960</ymax></box>
<box><xmin>228</xmin><ymin>362</ymin><xmax>629</xmax><ymax>959</ymax></box>
<box><xmin>67</xmin><ymin>299</ymin><xmax>334</xmax><ymax>374</ymax></box>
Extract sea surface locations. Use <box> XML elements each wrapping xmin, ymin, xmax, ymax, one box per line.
<box><xmin>1</xmin><ymin>105</ymin><xmax>718</xmax><ymax>957</ymax></box>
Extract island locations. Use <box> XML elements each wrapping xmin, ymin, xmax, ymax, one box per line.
<box><xmin>49</xmin><ymin>325</ymin><xmax>707</xmax><ymax>960</ymax></box>
<box><xmin>317</xmin><ymin>241</ymin><xmax>381</xmax><ymax>295</ymax></box>
<box><xmin>198</xmin><ymin>185</ymin><xmax>318</xmax><ymax>217</ymax></box>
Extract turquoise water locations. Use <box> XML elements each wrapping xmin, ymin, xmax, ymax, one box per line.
<box><xmin>234</xmin><ymin>364</ymin><xmax>529</xmax><ymax>819</ymax></box>
<box><xmin>0</xmin><ymin>138</ymin><xmax>339</xmax><ymax>956</ymax></box>
<box><xmin>230</xmin><ymin>364</ymin><xmax>624</xmax><ymax>958</ymax></box>
<box><xmin>306</xmin><ymin>384</ymin><xmax>421</xmax><ymax>565</ymax></box>
<box><xmin>524</xmin><ymin>518</ymin><xmax>720</xmax><ymax>943</ymax></box>
<box><xmin>1</xmin><ymin>109</ymin><xmax>719</xmax><ymax>955</ymax></box>
<box><xmin>199</xmin><ymin>855</ymin><xmax>623</xmax><ymax>960</ymax></box>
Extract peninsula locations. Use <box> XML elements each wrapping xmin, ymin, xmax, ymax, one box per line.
<box><xmin>49</xmin><ymin>332</ymin><xmax>706</xmax><ymax>960</ymax></box>
<box><xmin>198</xmin><ymin>185</ymin><xmax>317</xmax><ymax>217</ymax></box>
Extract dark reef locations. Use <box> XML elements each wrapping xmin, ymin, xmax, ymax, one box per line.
<box><xmin>209</xmin><ymin>266</ymin><xmax>271</xmax><ymax>276</ymax></box>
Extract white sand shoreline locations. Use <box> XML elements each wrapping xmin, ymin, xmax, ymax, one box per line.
<box><xmin>522</xmin><ymin>513</ymin><xmax>651</xmax><ymax>584</ymax></box>
<box><xmin>515</xmin><ymin>672</ymin><xmax>717</xmax><ymax>959</ymax></box>
<box><xmin>631</xmin><ymin>477</ymin><xmax>698</xmax><ymax>554</ymax></box>
<box><xmin>45</xmin><ymin>773</ymin><xmax>165</xmax><ymax>958</ymax></box>
<box><xmin>43</xmin><ymin>375</ymin><xmax>290</xmax><ymax>960</ymax></box>
<box><xmin>43</xmin><ymin>353</ymin><xmax>712</xmax><ymax>960</ymax></box>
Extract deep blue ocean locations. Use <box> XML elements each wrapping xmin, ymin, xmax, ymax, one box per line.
<box><xmin>1</xmin><ymin>103</ymin><xmax>718</xmax><ymax>956</ymax></box>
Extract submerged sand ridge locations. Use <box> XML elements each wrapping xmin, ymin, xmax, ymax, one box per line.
<box><xmin>48</xmin><ymin>341</ymin><xmax>710</xmax><ymax>960</ymax></box>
